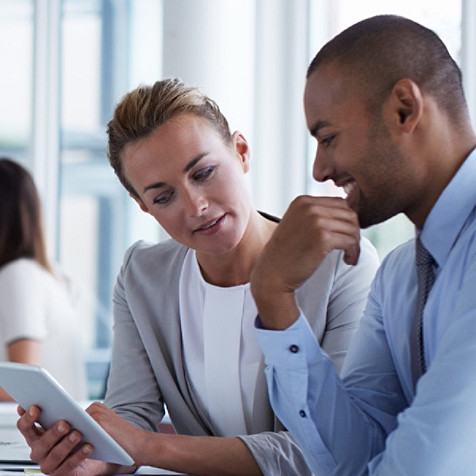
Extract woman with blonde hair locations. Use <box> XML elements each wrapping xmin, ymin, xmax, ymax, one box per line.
<box><xmin>0</xmin><ymin>158</ymin><xmax>86</xmax><ymax>401</ymax></box>
<box><xmin>17</xmin><ymin>79</ymin><xmax>379</xmax><ymax>475</ymax></box>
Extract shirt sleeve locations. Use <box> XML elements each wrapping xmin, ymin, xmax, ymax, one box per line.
<box><xmin>104</xmin><ymin>245</ymin><xmax>166</xmax><ymax>431</ymax></box>
<box><xmin>256</xmin><ymin>315</ymin><xmax>343</xmax><ymax>473</ymax></box>
<box><xmin>256</xmin><ymin>251</ymin><xmax>476</xmax><ymax>475</ymax></box>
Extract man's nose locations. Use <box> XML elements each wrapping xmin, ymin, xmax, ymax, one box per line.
<box><xmin>312</xmin><ymin>147</ymin><xmax>334</xmax><ymax>183</ymax></box>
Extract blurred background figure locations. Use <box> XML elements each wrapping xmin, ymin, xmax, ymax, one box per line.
<box><xmin>0</xmin><ymin>158</ymin><xmax>87</xmax><ymax>401</ymax></box>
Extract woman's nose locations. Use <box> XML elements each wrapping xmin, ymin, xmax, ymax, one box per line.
<box><xmin>184</xmin><ymin>188</ymin><xmax>208</xmax><ymax>217</ymax></box>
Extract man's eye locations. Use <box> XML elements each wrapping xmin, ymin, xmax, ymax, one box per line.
<box><xmin>153</xmin><ymin>190</ymin><xmax>174</xmax><ymax>205</ymax></box>
<box><xmin>319</xmin><ymin>135</ymin><xmax>335</xmax><ymax>147</ymax></box>
<box><xmin>193</xmin><ymin>166</ymin><xmax>215</xmax><ymax>182</ymax></box>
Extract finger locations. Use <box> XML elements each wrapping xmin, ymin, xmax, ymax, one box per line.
<box><xmin>17</xmin><ymin>406</ymin><xmax>45</xmax><ymax>445</ymax></box>
<box><xmin>86</xmin><ymin>400</ymin><xmax>105</xmax><ymax>416</ymax></box>
<box><xmin>38</xmin><ymin>430</ymin><xmax>87</xmax><ymax>475</ymax></box>
<box><xmin>42</xmin><ymin>442</ymin><xmax>93</xmax><ymax>476</ymax></box>
<box><xmin>343</xmin><ymin>239</ymin><xmax>361</xmax><ymax>265</ymax></box>
<box><xmin>28</xmin><ymin>421</ymin><xmax>72</xmax><ymax>463</ymax></box>
<box><xmin>282</xmin><ymin>198</ymin><xmax>360</xmax><ymax>237</ymax></box>
<box><xmin>308</xmin><ymin>214</ymin><xmax>360</xmax><ymax>238</ymax></box>
<box><xmin>290</xmin><ymin>195</ymin><xmax>357</xmax><ymax>220</ymax></box>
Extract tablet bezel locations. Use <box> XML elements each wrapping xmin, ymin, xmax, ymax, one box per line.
<box><xmin>0</xmin><ymin>362</ymin><xmax>133</xmax><ymax>466</ymax></box>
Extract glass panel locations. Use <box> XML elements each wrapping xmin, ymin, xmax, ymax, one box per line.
<box><xmin>61</xmin><ymin>0</ymin><xmax>102</xmax><ymax>138</ymax></box>
<box><xmin>58</xmin><ymin>0</ymin><xmax>162</xmax><ymax>396</ymax></box>
<box><xmin>0</xmin><ymin>0</ymin><xmax>33</xmax><ymax>161</ymax></box>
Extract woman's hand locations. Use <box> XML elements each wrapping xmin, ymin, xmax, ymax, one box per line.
<box><xmin>86</xmin><ymin>402</ymin><xmax>148</xmax><ymax>466</ymax></box>
<box><xmin>16</xmin><ymin>404</ymin><xmax>133</xmax><ymax>475</ymax></box>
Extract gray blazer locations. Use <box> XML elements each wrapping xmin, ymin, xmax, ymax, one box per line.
<box><xmin>105</xmin><ymin>237</ymin><xmax>379</xmax><ymax>475</ymax></box>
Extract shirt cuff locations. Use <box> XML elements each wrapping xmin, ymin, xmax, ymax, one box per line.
<box><xmin>255</xmin><ymin>313</ymin><xmax>326</xmax><ymax>369</ymax></box>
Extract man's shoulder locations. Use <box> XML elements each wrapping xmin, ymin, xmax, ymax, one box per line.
<box><xmin>377</xmin><ymin>238</ymin><xmax>415</xmax><ymax>278</ymax></box>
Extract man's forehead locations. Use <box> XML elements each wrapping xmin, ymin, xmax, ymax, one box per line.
<box><xmin>305</xmin><ymin>62</ymin><xmax>352</xmax><ymax>99</ymax></box>
<box><xmin>304</xmin><ymin>68</ymin><xmax>367</xmax><ymax>133</ymax></box>
<box><xmin>304</xmin><ymin>68</ymin><xmax>348</xmax><ymax>114</ymax></box>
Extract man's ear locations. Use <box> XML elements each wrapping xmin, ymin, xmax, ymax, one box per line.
<box><xmin>390</xmin><ymin>79</ymin><xmax>423</xmax><ymax>134</ymax></box>
<box><xmin>231</xmin><ymin>131</ymin><xmax>250</xmax><ymax>173</ymax></box>
<box><xmin>130</xmin><ymin>192</ymin><xmax>150</xmax><ymax>214</ymax></box>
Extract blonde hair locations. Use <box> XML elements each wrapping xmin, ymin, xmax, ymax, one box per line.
<box><xmin>107</xmin><ymin>78</ymin><xmax>232</xmax><ymax>196</ymax></box>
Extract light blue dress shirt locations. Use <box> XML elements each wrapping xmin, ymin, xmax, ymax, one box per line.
<box><xmin>256</xmin><ymin>149</ymin><xmax>476</xmax><ymax>475</ymax></box>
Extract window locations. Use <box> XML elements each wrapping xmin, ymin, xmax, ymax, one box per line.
<box><xmin>0</xmin><ymin>0</ymin><xmax>473</xmax><ymax>397</ymax></box>
<box><xmin>0</xmin><ymin>0</ymin><xmax>33</xmax><ymax>163</ymax></box>
<box><xmin>59</xmin><ymin>0</ymin><xmax>163</xmax><ymax>397</ymax></box>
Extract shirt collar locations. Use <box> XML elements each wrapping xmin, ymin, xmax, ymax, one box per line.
<box><xmin>420</xmin><ymin>147</ymin><xmax>476</xmax><ymax>267</ymax></box>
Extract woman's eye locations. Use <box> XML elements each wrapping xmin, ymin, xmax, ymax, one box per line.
<box><xmin>193</xmin><ymin>165</ymin><xmax>215</xmax><ymax>182</ymax></box>
<box><xmin>153</xmin><ymin>190</ymin><xmax>175</xmax><ymax>205</ymax></box>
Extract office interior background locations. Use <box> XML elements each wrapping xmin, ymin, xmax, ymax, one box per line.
<box><xmin>1</xmin><ymin>0</ymin><xmax>475</xmax><ymax>398</ymax></box>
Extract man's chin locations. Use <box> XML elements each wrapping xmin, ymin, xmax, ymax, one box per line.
<box><xmin>357</xmin><ymin>208</ymin><xmax>396</xmax><ymax>229</ymax></box>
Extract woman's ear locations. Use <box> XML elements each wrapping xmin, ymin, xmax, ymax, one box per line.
<box><xmin>130</xmin><ymin>193</ymin><xmax>150</xmax><ymax>214</ymax></box>
<box><xmin>389</xmin><ymin>79</ymin><xmax>423</xmax><ymax>134</ymax></box>
<box><xmin>231</xmin><ymin>131</ymin><xmax>250</xmax><ymax>173</ymax></box>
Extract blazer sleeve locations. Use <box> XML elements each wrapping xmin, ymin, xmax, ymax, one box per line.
<box><xmin>321</xmin><ymin>237</ymin><xmax>380</xmax><ymax>373</ymax></box>
<box><xmin>104</xmin><ymin>243</ymin><xmax>166</xmax><ymax>431</ymax></box>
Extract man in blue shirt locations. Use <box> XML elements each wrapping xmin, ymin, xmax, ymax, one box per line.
<box><xmin>251</xmin><ymin>15</ymin><xmax>476</xmax><ymax>475</ymax></box>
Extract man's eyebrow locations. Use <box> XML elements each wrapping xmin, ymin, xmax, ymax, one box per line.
<box><xmin>309</xmin><ymin>120</ymin><xmax>331</xmax><ymax>138</ymax></box>
<box><xmin>142</xmin><ymin>153</ymin><xmax>208</xmax><ymax>193</ymax></box>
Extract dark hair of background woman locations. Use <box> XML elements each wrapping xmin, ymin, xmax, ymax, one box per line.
<box><xmin>0</xmin><ymin>158</ymin><xmax>51</xmax><ymax>272</ymax></box>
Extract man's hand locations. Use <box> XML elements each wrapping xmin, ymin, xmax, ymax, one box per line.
<box><xmin>251</xmin><ymin>195</ymin><xmax>360</xmax><ymax>330</ymax></box>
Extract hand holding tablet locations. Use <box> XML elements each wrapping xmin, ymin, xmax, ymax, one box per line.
<box><xmin>0</xmin><ymin>362</ymin><xmax>133</xmax><ymax>466</ymax></box>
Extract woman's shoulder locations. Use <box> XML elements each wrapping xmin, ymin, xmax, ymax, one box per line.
<box><xmin>0</xmin><ymin>258</ymin><xmax>46</xmax><ymax>281</ymax></box>
<box><xmin>125</xmin><ymin>238</ymin><xmax>187</xmax><ymax>260</ymax></box>
<box><xmin>120</xmin><ymin>238</ymin><xmax>189</xmax><ymax>278</ymax></box>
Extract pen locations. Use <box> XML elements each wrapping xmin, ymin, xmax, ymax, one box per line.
<box><xmin>0</xmin><ymin>469</ymin><xmax>41</xmax><ymax>473</ymax></box>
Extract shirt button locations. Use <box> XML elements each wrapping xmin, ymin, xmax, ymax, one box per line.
<box><xmin>289</xmin><ymin>344</ymin><xmax>299</xmax><ymax>353</ymax></box>
<box><xmin>299</xmin><ymin>410</ymin><xmax>306</xmax><ymax>418</ymax></box>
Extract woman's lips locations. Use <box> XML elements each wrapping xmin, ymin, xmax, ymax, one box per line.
<box><xmin>194</xmin><ymin>214</ymin><xmax>225</xmax><ymax>234</ymax></box>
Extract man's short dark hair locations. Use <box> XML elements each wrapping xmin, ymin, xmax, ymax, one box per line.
<box><xmin>308</xmin><ymin>15</ymin><xmax>467</xmax><ymax>120</ymax></box>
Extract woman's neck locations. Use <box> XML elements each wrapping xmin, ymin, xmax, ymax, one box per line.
<box><xmin>196</xmin><ymin>211</ymin><xmax>277</xmax><ymax>287</ymax></box>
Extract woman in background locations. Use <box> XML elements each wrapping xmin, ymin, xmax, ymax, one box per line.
<box><xmin>17</xmin><ymin>79</ymin><xmax>379</xmax><ymax>475</ymax></box>
<box><xmin>0</xmin><ymin>158</ymin><xmax>87</xmax><ymax>401</ymax></box>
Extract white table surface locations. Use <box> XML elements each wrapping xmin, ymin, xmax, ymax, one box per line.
<box><xmin>0</xmin><ymin>404</ymin><xmax>184</xmax><ymax>475</ymax></box>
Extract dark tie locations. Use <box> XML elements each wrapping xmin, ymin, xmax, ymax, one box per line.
<box><xmin>411</xmin><ymin>237</ymin><xmax>435</xmax><ymax>390</ymax></box>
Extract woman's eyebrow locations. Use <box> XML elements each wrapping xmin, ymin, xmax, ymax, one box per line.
<box><xmin>143</xmin><ymin>181</ymin><xmax>165</xmax><ymax>193</ymax></box>
<box><xmin>182</xmin><ymin>153</ymin><xmax>207</xmax><ymax>173</ymax></box>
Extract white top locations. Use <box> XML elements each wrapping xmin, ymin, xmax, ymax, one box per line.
<box><xmin>179</xmin><ymin>249</ymin><xmax>273</xmax><ymax>437</ymax></box>
<box><xmin>0</xmin><ymin>259</ymin><xmax>87</xmax><ymax>400</ymax></box>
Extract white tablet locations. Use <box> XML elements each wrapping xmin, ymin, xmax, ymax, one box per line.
<box><xmin>0</xmin><ymin>362</ymin><xmax>133</xmax><ymax>466</ymax></box>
